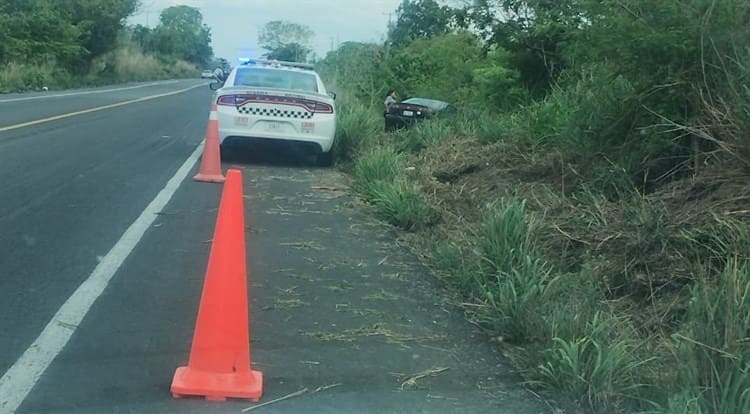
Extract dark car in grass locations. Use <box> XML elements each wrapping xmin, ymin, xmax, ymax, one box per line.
<box><xmin>384</xmin><ymin>97</ymin><xmax>453</xmax><ymax>131</ymax></box>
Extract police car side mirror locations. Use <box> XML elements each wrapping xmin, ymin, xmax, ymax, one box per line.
<box><xmin>209</xmin><ymin>81</ymin><xmax>222</xmax><ymax>91</ymax></box>
<box><xmin>327</xmin><ymin>91</ymin><xmax>336</xmax><ymax>100</ymax></box>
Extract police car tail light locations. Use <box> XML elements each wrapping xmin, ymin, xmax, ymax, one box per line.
<box><xmin>308</xmin><ymin>101</ymin><xmax>333</xmax><ymax>114</ymax></box>
<box><xmin>217</xmin><ymin>95</ymin><xmax>245</xmax><ymax>106</ymax></box>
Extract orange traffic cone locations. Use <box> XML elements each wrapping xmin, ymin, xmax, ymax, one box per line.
<box><xmin>171</xmin><ymin>169</ymin><xmax>263</xmax><ymax>402</ymax></box>
<box><xmin>193</xmin><ymin>104</ymin><xmax>225</xmax><ymax>183</ymax></box>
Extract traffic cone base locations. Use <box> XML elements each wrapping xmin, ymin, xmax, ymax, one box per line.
<box><xmin>171</xmin><ymin>366</ymin><xmax>263</xmax><ymax>402</ymax></box>
<box><xmin>193</xmin><ymin>171</ymin><xmax>226</xmax><ymax>183</ymax></box>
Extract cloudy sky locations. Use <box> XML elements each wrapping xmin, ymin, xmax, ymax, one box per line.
<box><xmin>129</xmin><ymin>0</ymin><xmax>402</xmax><ymax>62</ymax></box>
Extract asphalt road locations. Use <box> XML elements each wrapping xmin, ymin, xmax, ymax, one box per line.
<box><xmin>0</xmin><ymin>80</ymin><xmax>563</xmax><ymax>413</ymax></box>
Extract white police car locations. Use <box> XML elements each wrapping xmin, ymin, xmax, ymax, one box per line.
<box><xmin>210</xmin><ymin>59</ymin><xmax>336</xmax><ymax>166</ymax></box>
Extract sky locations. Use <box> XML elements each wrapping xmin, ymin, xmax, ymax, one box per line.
<box><xmin>129</xmin><ymin>0</ymin><xmax>403</xmax><ymax>64</ymax></box>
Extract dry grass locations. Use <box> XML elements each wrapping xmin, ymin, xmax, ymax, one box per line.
<box><xmin>304</xmin><ymin>324</ymin><xmax>446</xmax><ymax>344</ymax></box>
<box><xmin>394</xmin><ymin>367</ymin><xmax>450</xmax><ymax>390</ymax></box>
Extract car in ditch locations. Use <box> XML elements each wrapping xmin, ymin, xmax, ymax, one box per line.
<box><xmin>209</xmin><ymin>59</ymin><xmax>337</xmax><ymax>166</ymax></box>
<box><xmin>384</xmin><ymin>97</ymin><xmax>453</xmax><ymax>131</ymax></box>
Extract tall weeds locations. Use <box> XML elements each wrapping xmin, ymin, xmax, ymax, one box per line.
<box><xmin>333</xmin><ymin>103</ymin><xmax>381</xmax><ymax>162</ymax></box>
<box><xmin>469</xmin><ymin>199</ymin><xmax>554</xmax><ymax>342</ymax></box>
<box><xmin>537</xmin><ymin>312</ymin><xmax>657</xmax><ymax>412</ymax></box>
<box><xmin>669</xmin><ymin>260</ymin><xmax>750</xmax><ymax>413</ymax></box>
<box><xmin>353</xmin><ymin>146</ymin><xmax>436</xmax><ymax>230</ymax></box>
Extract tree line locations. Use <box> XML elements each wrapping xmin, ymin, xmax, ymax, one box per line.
<box><xmin>0</xmin><ymin>1</ymin><xmax>213</xmax><ymax>91</ymax></box>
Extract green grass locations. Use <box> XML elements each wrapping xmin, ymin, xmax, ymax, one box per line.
<box><xmin>354</xmin><ymin>145</ymin><xmax>403</xmax><ymax>200</ymax></box>
<box><xmin>668</xmin><ymin>260</ymin><xmax>750</xmax><ymax>414</ymax></box>
<box><xmin>353</xmin><ymin>145</ymin><xmax>436</xmax><ymax>231</ymax></box>
<box><xmin>391</xmin><ymin>118</ymin><xmax>453</xmax><ymax>153</ymax></box>
<box><xmin>369</xmin><ymin>179</ymin><xmax>436</xmax><ymax>231</ymax></box>
<box><xmin>535</xmin><ymin>312</ymin><xmax>657</xmax><ymax>412</ymax></box>
<box><xmin>333</xmin><ymin>102</ymin><xmax>381</xmax><ymax>162</ymax></box>
<box><xmin>448</xmin><ymin>199</ymin><xmax>555</xmax><ymax>343</ymax></box>
<box><xmin>479</xmin><ymin>198</ymin><xmax>534</xmax><ymax>275</ymax></box>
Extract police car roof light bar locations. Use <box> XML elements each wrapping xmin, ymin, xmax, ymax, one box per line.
<box><xmin>241</xmin><ymin>58</ymin><xmax>314</xmax><ymax>70</ymax></box>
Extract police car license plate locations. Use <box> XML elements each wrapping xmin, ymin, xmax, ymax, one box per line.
<box><xmin>265</xmin><ymin>121</ymin><xmax>282</xmax><ymax>132</ymax></box>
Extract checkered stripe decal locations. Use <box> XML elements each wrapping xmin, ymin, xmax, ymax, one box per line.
<box><xmin>237</xmin><ymin>106</ymin><xmax>313</xmax><ymax>119</ymax></box>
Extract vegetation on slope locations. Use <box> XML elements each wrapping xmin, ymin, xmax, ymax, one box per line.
<box><xmin>318</xmin><ymin>0</ymin><xmax>750</xmax><ymax>412</ymax></box>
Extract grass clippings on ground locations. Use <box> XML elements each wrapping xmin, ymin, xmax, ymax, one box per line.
<box><xmin>363</xmin><ymin>288</ymin><xmax>407</xmax><ymax>302</ymax></box>
<box><xmin>303</xmin><ymin>324</ymin><xmax>445</xmax><ymax>344</ymax></box>
<box><xmin>263</xmin><ymin>299</ymin><xmax>311</xmax><ymax>311</ymax></box>
<box><xmin>394</xmin><ymin>367</ymin><xmax>450</xmax><ymax>390</ymax></box>
<box><xmin>280</xmin><ymin>241</ymin><xmax>326</xmax><ymax>251</ymax></box>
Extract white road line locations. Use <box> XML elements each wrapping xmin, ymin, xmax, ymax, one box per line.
<box><xmin>0</xmin><ymin>142</ymin><xmax>206</xmax><ymax>414</ymax></box>
<box><xmin>0</xmin><ymin>80</ymin><xmax>181</xmax><ymax>103</ymax></box>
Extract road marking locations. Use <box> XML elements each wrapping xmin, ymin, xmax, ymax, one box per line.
<box><xmin>0</xmin><ymin>83</ymin><xmax>205</xmax><ymax>133</ymax></box>
<box><xmin>0</xmin><ymin>142</ymin><xmax>206</xmax><ymax>413</ymax></box>
<box><xmin>0</xmin><ymin>80</ymin><xmax>180</xmax><ymax>103</ymax></box>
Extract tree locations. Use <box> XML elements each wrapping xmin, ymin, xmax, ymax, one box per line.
<box><xmin>58</xmin><ymin>0</ymin><xmax>139</xmax><ymax>63</ymax></box>
<box><xmin>464</xmin><ymin>0</ymin><xmax>585</xmax><ymax>95</ymax></box>
<box><xmin>148</xmin><ymin>5</ymin><xmax>213</xmax><ymax>66</ymax></box>
<box><xmin>318</xmin><ymin>42</ymin><xmax>387</xmax><ymax>107</ymax></box>
<box><xmin>258</xmin><ymin>20</ymin><xmax>314</xmax><ymax>62</ymax></box>
<box><xmin>387</xmin><ymin>32</ymin><xmax>486</xmax><ymax>103</ymax></box>
<box><xmin>129</xmin><ymin>24</ymin><xmax>151</xmax><ymax>50</ymax></box>
<box><xmin>0</xmin><ymin>0</ymin><xmax>86</xmax><ymax>68</ymax></box>
<box><xmin>387</xmin><ymin>0</ymin><xmax>459</xmax><ymax>46</ymax></box>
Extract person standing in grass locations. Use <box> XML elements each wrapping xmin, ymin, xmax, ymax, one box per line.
<box><xmin>384</xmin><ymin>89</ymin><xmax>398</xmax><ymax>114</ymax></box>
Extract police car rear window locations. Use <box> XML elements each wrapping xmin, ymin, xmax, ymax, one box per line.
<box><xmin>233</xmin><ymin>68</ymin><xmax>318</xmax><ymax>93</ymax></box>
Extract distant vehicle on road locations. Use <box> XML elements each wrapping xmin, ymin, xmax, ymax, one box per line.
<box><xmin>201</xmin><ymin>70</ymin><xmax>214</xmax><ymax>79</ymax></box>
<box><xmin>209</xmin><ymin>59</ymin><xmax>337</xmax><ymax>166</ymax></box>
<box><xmin>385</xmin><ymin>97</ymin><xmax>453</xmax><ymax>131</ymax></box>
